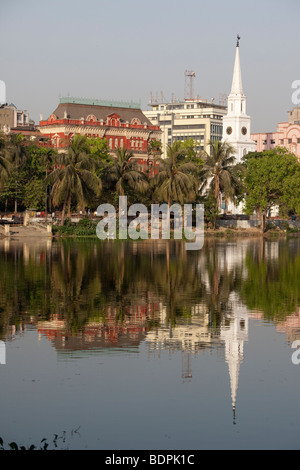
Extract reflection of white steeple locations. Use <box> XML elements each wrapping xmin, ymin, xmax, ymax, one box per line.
<box><xmin>220</xmin><ymin>294</ymin><xmax>249</xmax><ymax>424</ymax></box>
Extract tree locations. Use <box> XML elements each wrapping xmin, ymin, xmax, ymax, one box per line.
<box><xmin>47</xmin><ymin>138</ymin><xmax>102</xmax><ymax>224</ymax></box>
<box><xmin>3</xmin><ymin>133</ymin><xmax>29</xmax><ymax>212</ymax></box>
<box><xmin>199</xmin><ymin>140</ymin><xmax>243</xmax><ymax>211</ymax></box>
<box><xmin>151</xmin><ymin>140</ymin><xmax>199</xmax><ymax>205</ymax></box>
<box><xmin>25</xmin><ymin>145</ymin><xmax>58</xmax><ymax>215</ymax></box>
<box><xmin>146</xmin><ymin>138</ymin><xmax>162</xmax><ymax>176</ymax></box>
<box><xmin>242</xmin><ymin>148</ymin><xmax>300</xmax><ymax>232</ymax></box>
<box><xmin>105</xmin><ymin>146</ymin><xmax>149</xmax><ymax>199</ymax></box>
<box><xmin>0</xmin><ymin>133</ymin><xmax>11</xmax><ymax>179</ymax></box>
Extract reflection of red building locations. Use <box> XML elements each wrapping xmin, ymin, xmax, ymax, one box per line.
<box><xmin>38</xmin><ymin>97</ymin><xmax>161</xmax><ymax>170</ymax></box>
<box><xmin>37</xmin><ymin>302</ymin><xmax>160</xmax><ymax>352</ymax></box>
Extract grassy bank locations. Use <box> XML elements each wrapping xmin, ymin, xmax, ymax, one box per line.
<box><xmin>51</xmin><ymin>218</ymin><xmax>300</xmax><ymax>240</ymax></box>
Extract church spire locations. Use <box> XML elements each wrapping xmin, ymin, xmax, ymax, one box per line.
<box><xmin>230</xmin><ymin>35</ymin><xmax>244</xmax><ymax>96</ymax></box>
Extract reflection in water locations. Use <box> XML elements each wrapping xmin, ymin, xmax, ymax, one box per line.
<box><xmin>0</xmin><ymin>237</ymin><xmax>299</xmax><ymax>423</ymax></box>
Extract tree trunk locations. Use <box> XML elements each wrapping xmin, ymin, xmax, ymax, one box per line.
<box><xmin>259</xmin><ymin>208</ymin><xmax>266</xmax><ymax>233</ymax></box>
<box><xmin>61</xmin><ymin>202</ymin><xmax>66</xmax><ymax>226</ymax></box>
<box><xmin>67</xmin><ymin>194</ymin><xmax>71</xmax><ymax>219</ymax></box>
<box><xmin>215</xmin><ymin>176</ymin><xmax>220</xmax><ymax>211</ymax></box>
<box><xmin>45</xmin><ymin>169</ymin><xmax>48</xmax><ymax>221</ymax></box>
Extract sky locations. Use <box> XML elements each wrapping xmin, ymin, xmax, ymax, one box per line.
<box><xmin>0</xmin><ymin>0</ymin><xmax>300</xmax><ymax>133</ymax></box>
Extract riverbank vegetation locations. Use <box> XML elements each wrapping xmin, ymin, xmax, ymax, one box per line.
<box><xmin>0</xmin><ymin>133</ymin><xmax>299</xmax><ymax>232</ymax></box>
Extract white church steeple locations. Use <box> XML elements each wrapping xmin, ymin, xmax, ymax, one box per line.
<box><xmin>222</xmin><ymin>35</ymin><xmax>256</xmax><ymax>164</ymax></box>
<box><xmin>230</xmin><ymin>35</ymin><xmax>244</xmax><ymax>96</ymax></box>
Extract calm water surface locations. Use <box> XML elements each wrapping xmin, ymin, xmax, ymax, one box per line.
<box><xmin>0</xmin><ymin>237</ymin><xmax>299</xmax><ymax>450</ymax></box>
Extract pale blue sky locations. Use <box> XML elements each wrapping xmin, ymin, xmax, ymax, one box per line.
<box><xmin>1</xmin><ymin>0</ymin><xmax>300</xmax><ymax>132</ymax></box>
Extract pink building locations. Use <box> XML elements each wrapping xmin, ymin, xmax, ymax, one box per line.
<box><xmin>251</xmin><ymin>108</ymin><xmax>300</xmax><ymax>159</ymax></box>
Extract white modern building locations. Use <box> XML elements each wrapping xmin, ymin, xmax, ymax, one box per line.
<box><xmin>144</xmin><ymin>98</ymin><xmax>227</xmax><ymax>158</ymax></box>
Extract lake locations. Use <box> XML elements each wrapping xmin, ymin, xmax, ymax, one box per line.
<box><xmin>0</xmin><ymin>236</ymin><xmax>299</xmax><ymax>450</ymax></box>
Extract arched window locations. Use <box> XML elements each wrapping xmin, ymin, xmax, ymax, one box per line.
<box><xmin>86</xmin><ymin>115</ymin><xmax>97</xmax><ymax>123</ymax></box>
<box><xmin>131</xmin><ymin>118</ymin><xmax>141</xmax><ymax>125</ymax></box>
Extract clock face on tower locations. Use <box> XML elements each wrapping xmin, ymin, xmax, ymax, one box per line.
<box><xmin>226</xmin><ymin>126</ymin><xmax>232</xmax><ymax>135</ymax></box>
<box><xmin>241</xmin><ymin>126</ymin><xmax>247</xmax><ymax>135</ymax></box>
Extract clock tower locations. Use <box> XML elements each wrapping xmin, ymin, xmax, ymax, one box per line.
<box><xmin>222</xmin><ymin>35</ymin><xmax>256</xmax><ymax>162</ymax></box>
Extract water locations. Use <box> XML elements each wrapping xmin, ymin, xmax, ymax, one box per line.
<box><xmin>0</xmin><ymin>237</ymin><xmax>299</xmax><ymax>450</ymax></box>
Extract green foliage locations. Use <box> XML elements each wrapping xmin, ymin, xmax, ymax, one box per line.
<box><xmin>199</xmin><ymin>191</ymin><xmax>220</xmax><ymax>229</ymax></box>
<box><xmin>199</xmin><ymin>140</ymin><xmax>243</xmax><ymax>210</ymax></box>
<box><xmin>243</xmin><ymin>148</ymin><xmax>300</xmax><ymax>216</ymax></box>
<box><xmin>151</xmin><ymin>140</ymin><xmax>199</xmax><ymax>205</ymax></box>
<box><xmin>240</xmin><ymin>243</ymin><xmax>300</xmax><ymax>319</ymax></box>
<box><xmin>47</xmin><ymin>139</ymin><xmax>102</xmax><ymax>223</ymax></box>
<box><xmin>104</xmin><ymin>146</ymin><xmax>149</xmax><ymax>199</ymax></box>
<box><xmin>23</xmin><ymin>177</ymin><xmax>45</xmax><ymax>210</ymax></box>
<box><xmin>53</xmin><ymin>218</ymin><xmax>97</xmax><ymax>236</ymax></box>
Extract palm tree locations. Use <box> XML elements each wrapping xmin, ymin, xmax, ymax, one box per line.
<box><xmin>199</xmin><ymin>140</ymin><xmax>242</xmax><ymax>211</ymax></box>
<box><xmin>39</xmin><ymin>148</ymin><xmax>56</xmax><ymax>219</ymax></box>
<box><xmin>106</xmin><ymin>146</ymin><xmax>149</xmax><ymax>197</ymax></box>
<box><xmin>151</xmin><ymin>141</ymin><xmax>199</xmax><ymax>206</ymax></box>
<box><xmin>4</xmin><ymin>134</ymin><xmax>29</xmax><ymax>213</ymax></box>
<box><xmin>0</xmin><ymin>133</ymin><xmax>11</xmax><ymax>189</ymax></box>
<box><xmin>47</xmin><ymin>139</ymin><xmax>102</xmax><ymax>224</ymax></box>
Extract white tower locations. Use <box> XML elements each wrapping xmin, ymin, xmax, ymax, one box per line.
<box><xmin>222</xmin><ymin>35</ymin><xmax>256</xmax><ymax>162</ymax></box>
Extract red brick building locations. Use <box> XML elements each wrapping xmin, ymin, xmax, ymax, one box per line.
<box><xmin>38</xmin><ymin>97</ymin><xmax>161</xmax><ymax>167</ymax></box>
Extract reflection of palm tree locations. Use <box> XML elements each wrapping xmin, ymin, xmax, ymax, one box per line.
<box><xmin>201</xmin><ymin>240</ymin><xmax>243</xmax><ymax>328</ymax></box>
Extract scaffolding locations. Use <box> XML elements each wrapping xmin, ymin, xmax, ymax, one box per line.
<box><xmin>184</xmin><ymin>70</ymin><xmax>196</xmax><ymax>101</ymax></box>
